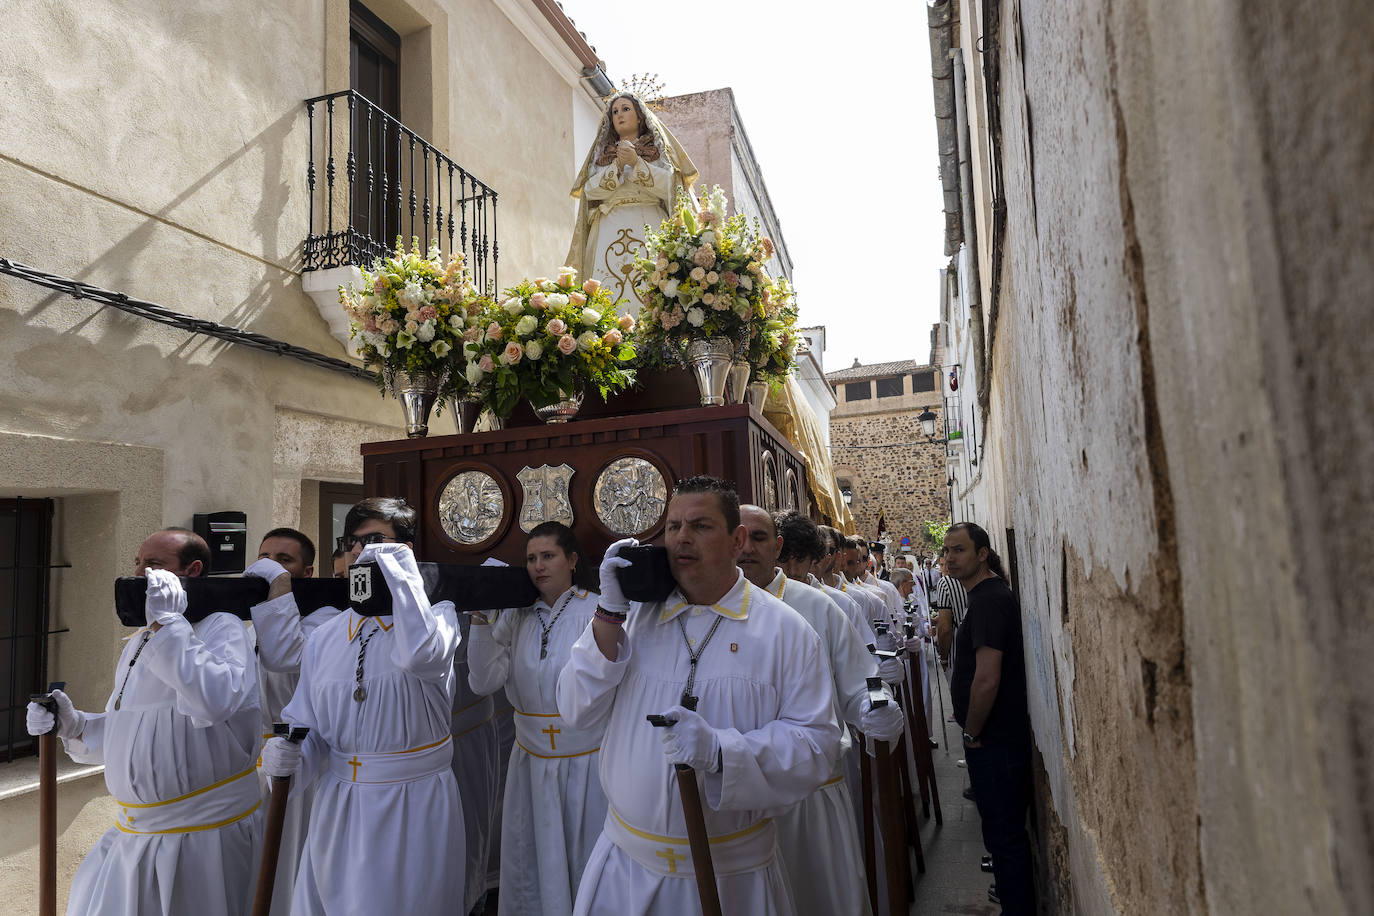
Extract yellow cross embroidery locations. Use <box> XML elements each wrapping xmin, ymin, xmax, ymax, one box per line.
<box><xmin>348</xmin><ymin>756</ymin><xmax>362</xmax><ymax>781</ymax></box>
<box><xmin>121</xmin><ymin>806</ymin><xmax>134</xmax><ymax>826</ymax></box>
<box><xmin>656</xmin><ymin>846</ymin><xmax>685</xmax><ymax>874</ymax></box>
<box><xmin>542</xmin><ymin>724</ymin><xmax>561</xmax><ymax>751</ymax></box>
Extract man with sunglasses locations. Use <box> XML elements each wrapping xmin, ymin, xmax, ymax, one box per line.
<box><xmin>259</xmin><ymin>497</ymin><xmax>467</xmax><ymax>914</ymax></box>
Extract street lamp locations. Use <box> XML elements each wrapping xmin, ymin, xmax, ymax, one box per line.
<box><xmin>917</xmin><ymin>408</ymin><xmax>938</xmax><ymax>439</ymax></box>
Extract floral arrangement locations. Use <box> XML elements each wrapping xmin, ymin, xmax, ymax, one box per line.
<box><xmin>463</xmin><ymin>268</ymin><xmax>637</xmax><ymax>418</ymax></box>
<box><xmin>339</xmin><ymin>238</ymin><xmax>486</xmax><ymax>396</ymax></box>
<box><xmin>742</xmin><ymin>274</ymin><xmax>800</xmax><ymax>388</ymax></box>
<box><xmin>633</xmin><ymin>186</ymin><xmax>793</xmax><ymax>370</ymax></box>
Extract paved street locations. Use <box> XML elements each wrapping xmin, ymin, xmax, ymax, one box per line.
<box><xmin>905</xmin><ymin>657</ymin><xmax>998</xmax><ymax>915</ymax></box>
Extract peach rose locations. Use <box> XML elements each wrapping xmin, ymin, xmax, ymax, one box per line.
<box><xmin>486</xmin><ymin>321</ymin><xmax>502</xmax><ymax>341</ymax></box>
<box><xmin>478</xmin><ymin>354</ymin><xmax>494</xmax><ymax>373</ymax></box>
<box><xmin>603</xmin><ymin>329</ymin><xmax>623</xmax><ymax>347</ymax></box>
<box><xmin>582</xmin><ymin>278</ymin><xmax>601</xmax><ymax>295</ymax></box>
<box><xmin>618</xmin><ymin>313</ymin><xmax>636</xmax><ymax>331</ymax></box>
<box><xmin>546</xmin><ymin>317</ymin><xmax>567</xmax><ymax>336</ymax></box>
<box><xmin>502</xmin><ymin>341</ymin><xmax>524</xmax><ymax>365</ymax></box>
<box><xmin>530</xmin><ymin>293</ymin><xmax>547</xmax><ymax>310</ymax></box>
<box><xmin>557</xmin><ymin>334</ymin><xmax>578</xmax><ymax>355</ymax></box>
<box><xmin>569</xmin><ymin>292</ymin><xmax>587</xmax><ymax>306</ymax></box>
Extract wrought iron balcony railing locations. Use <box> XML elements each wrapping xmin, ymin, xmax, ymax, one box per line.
<box><xmin>303</xmin><ymin>90</ymin><xmax>498</xmax><ymax>292</ymax></box>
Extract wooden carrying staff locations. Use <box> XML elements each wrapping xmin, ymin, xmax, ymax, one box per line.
<box><xmin>865</xmin><ymin>678</ymin><xmax>909</xmax><ymax>916</ymax></box>
<box><xmin>898</xmin><ymin>631</ymin><xmax>942</xmax><ymax>827</ymax></box>
<box><xmin>31</xmin><ymin>681</ymin><xmax>64</xmax><ymax>916</ymax></box>
<box><xmin>650</xmin><ymin>695</ymin><xmax>722</xmax><ymax>916</ymax></box>
<box><xmin>251</xmin><ymin>724</ymin><xmax>310</xmax><ymax>916</ymax></box>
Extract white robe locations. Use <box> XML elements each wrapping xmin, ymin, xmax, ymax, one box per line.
<box><xmin>451</xmin><ymin>612</ymin><xmax>502</xmax><ymax>915</ymax></box>
<box><xmin>579</xmin><ymin>156</ymin><xmax>675</xmax><ymax>312</ymax></box>
<box><xmin>810</xmin><ymin>575</ymin><xmax>876</xmax><ymax>646</ymax></box>
<box><xmin>468</xmin><ymin>588</ymin><xmax>609</xmax><ymax>914</ymax></box>
<box><xmin>557</xmin><ymin>572</ymin><xmax>840</xmax><ymax>916</ymax></box>
<box><xmin>61</xmin><ymin>612</ymin><xmax>263</xmax><ymax>916</ymax></box>
<box><xmin>282</xmin><ymin>603</ymin><xmax>464</xmax><ymax>915</ymax></box>
<box><xmin>250</xmin><ymin>594</ymin><xmax>342</xmax><ymax>916</ymax></box>
<box><xmin>764</xmin><ymin>571</ymin><xmax>874</xmax><ymax>916</ymax></box>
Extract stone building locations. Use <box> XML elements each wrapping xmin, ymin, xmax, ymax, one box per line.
<box><xmin>825</xmin><ymin>328</ymin><xmax>949</xmax><ymax>550</ymax></box>
<box><xmin>926</xmin><ymin>0</ymin><xmax>1373</xmax><ymax>912</ymax></box>
<box><xmin>0</xmin><ymin>0</ymin><xmax>616</xmax><ymax>906</ymax></box>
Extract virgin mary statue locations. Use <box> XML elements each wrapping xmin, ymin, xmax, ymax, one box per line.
<box><xmin>565</xmin><ymin>92</ymin><xmax>697</xmax><ymax>312</ymax></box>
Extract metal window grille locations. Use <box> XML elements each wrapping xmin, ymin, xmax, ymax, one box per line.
<box><xmin>303</xmin><ymin>89</ymin><xmax>499</xmax><ymax>294</ymax></box>
<box><xmin>0</xmin><ymin>498</ymin><xmax>66</xmax><ymax>763</ymax></box>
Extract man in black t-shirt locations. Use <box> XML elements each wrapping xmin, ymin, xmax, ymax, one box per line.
<box><xmin>946</xmin><ymin>522</ymin><xmax>1035</xmax><ymax>914</ymax></box>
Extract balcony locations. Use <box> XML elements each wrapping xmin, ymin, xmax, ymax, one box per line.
<box><xmin>302</xmin><ymin>90</ymin><xmax>498</xmax><ymax>293</ymax></box>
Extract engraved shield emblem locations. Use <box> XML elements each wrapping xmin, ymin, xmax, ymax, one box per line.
<box><xmin>349</xmin><ymin>566</ymin><xmax>372</xmax><ymax>603</ymax></box>
<box><xmin>517</xmin><ymin>464</ymin><xmax>575</xmax><ymax>532</ymax></box>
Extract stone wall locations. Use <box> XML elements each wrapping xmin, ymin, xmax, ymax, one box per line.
<box><xmin>830</xmin><ymin>402</ymin><xmax>947</xmax><ymax>547</ymax></box>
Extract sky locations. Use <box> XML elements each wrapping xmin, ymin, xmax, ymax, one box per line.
<box><xmin>561</xmin><ymin>0</ymin><xmax>946</xmax><ymax>374</ymax></box>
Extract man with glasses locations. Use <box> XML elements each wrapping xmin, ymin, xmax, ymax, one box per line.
<box><xmin>260</xmin><ymin>497</ymin><xmax>467</xmax><ymax>914</ymax></box>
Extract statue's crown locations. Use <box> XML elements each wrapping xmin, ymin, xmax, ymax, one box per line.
<box><xmin>609</xmin><ymin>73</ymin><xmax>667</xmax><ymax>112</ymax></box>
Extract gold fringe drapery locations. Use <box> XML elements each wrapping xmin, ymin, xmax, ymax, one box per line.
<box><xmin>761</xmin><ymin>376</ymin><xmax>857</xmax><ymax>534</ymax></box>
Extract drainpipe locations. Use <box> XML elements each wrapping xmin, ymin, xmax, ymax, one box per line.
<box><xmin>952</xmin><ymin>48</ymin><xmax>987</xmax><ymax>408</ymax></box>
<box><xmin>927</xmin><ymin>0</ymin><xmax>961</xmax><ymax>256</ymax></box>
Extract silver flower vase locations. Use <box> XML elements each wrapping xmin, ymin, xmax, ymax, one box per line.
<box><xmin>686</xmin><ymin>337</ymin><xmax>735</xmax><ymax>406</ymax></box>
<box><xmin>726</xmin><ymin>360</ymin><xmax>751</xmax><ymax>404</ymax></box>
<box><xmin>449</xmin><ymin>396</ymin><xmax>482</xmax><ymax>435</ymax></box>
<box><xmin>532</xmin><ymin>390</ymin><xmax>583</xmax><ymax>424</ymax></box>
<box><xmin>386</xmin><ymin>368</ymin><xmax>445</xmax><ymax>438</ymax></box>
<box><xmin>748</xmin><ymin>381</ymin><xmax>769</xmax><ymax>413</ymax></box>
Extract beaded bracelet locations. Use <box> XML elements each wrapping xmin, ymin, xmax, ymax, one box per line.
<box><xmin>594</xmin><ymin>606</ymin><xmax>628</xmax><ymax>625</ymax></box>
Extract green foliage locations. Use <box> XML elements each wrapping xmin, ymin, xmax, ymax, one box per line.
<box><xmin>923</xmin><ymin>519</ymin><xmax>951</xmax><ymax>551</ymax></box>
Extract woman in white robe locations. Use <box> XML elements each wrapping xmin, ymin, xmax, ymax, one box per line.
<box><xmin>468</xmin><ymin>521</ymin><xmax>609</xmax><ymax>914</ymax></box>
<box><xmin>566</xmin><ymin>92</ymin><xmax>697</xmax><ymax>312</ymax></box>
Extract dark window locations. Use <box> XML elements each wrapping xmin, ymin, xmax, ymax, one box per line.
<box><xmin>844</xmin><ymin>381</ymin><xmax>871</xmax><ymax>401</ymax></box>
<box><xmin>350</xmin><ymin>1</ymin><xmax>402</xmax><ymax>249</ymax></box>
<box><xmin>912</xmin><ymin>371</ymin><xmax>936</xmax><ymax>392</ymax></box>
<box><xmin>0</xmin><ymin>498</ymin><xmax>55</xmax><ymax>762</ymax></box>
<box><xmin>318</xmin><ymin>483</ymin><xmax>366</xmax><ymax>578</ymax></box>
<box><xmin>875</xmin><ymin>376</ymin><xmax>904</xmax><ymax>398</ymax></box>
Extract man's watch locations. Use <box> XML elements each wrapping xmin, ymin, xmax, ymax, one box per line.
<box><xmin>962</xmin><ymin>730</ymin><xmax>980</xmax><ymax>745</ymax></box>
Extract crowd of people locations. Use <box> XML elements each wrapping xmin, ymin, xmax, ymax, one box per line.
<box><xmin>27</xmin><ymin>476</ymin><xmax>1033</xmax><ymax>915</ymax></box>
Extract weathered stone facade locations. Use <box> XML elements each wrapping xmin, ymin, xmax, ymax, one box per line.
<box><xmin>827</xmin><ymin>346</ymin><xmax>948</xmax><ymax>548</ymax></box>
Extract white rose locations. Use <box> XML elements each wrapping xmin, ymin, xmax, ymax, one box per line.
<box><xmin>502</xmin><ymin>296</ymin><xmax>524</xmax><ymax>316</ymax></box>
<box><xmin>577</xmin><ymin>330</ymin><xmax>599</xmax><ymax>351</ymax></box>
<box><xmin>663</xmin><ymin>279</ymin><xmax>680</xmax><ymax>299</ymax></box>
<box><xmin>546</xmin><ymin>292</ymin><xmax>570</xmax><ymax>308</ymax></box>
<box><xmin>448</xmin><ymin>314</ymin><xmax>465</xmax><ymax>331</ymax></box>
<box><xmin>686</xmin><ymin>307</ymin><xmax>706</xmax><ymax>327</ymax></box>
<box><xmin>581</xmin><ymin>306</ymin><xmax>601</xmax><ymax>326</ymax></box>
<box><xmin>514</xmin><ymin>314</ymin><xmax>538</xmax><ymax>337</ymax></box>
<box><xmin>525</xmin><ymin>339</ymin><xmax>543</xmax><ymax>360</ymax></box>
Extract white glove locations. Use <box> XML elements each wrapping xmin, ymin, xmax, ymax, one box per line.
<box><xmin>598</xmin><ymin>537</ymin><xmax>638</xmax><ymax>613</ymax></box>
<box><xmin>145</xmin><ymin>568</ymin><xmax>187</xmax><ymax>626</ymax></box>
<box><xmin>260</xmin><ymin>737</ymin><xmax>302</xmax><ymax>779</ymax></box>
<box><xmin>360</xmin><ymin>543</ymin><xmax>428</xmax><ymax>612</ymax></box>
<box><xmin>877</xmin><ymin>656</ymin><xmax>905</xmax><ymax>684</ymax></box>
<box><xmin>903</xmin><ymin>635</ymin><xmax>923</xmax><ymax>653</ymax></box>
<box><xmin>25</xmin><ymin>688</ymin><xmax>84</xmax><ymax>739</ymax></box>
<box><xmin>659</xmin><ymin>705</ymin><xmax>721</xmax><ymax>772</ymax></box>
<box><xmin>244</xmin><ymin>557</ymin><xmax>290</xmax><ymax>585</ymax></box>
<box><xmin>860</xmin><ymin>691</ymin><xmax>905</xmax><ymax>744</ymax></box>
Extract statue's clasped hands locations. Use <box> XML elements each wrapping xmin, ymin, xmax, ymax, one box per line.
<box><xmin>615</xmin><ymin>139</ymin><xmax>639</xmax><ymax>169</ymax></box>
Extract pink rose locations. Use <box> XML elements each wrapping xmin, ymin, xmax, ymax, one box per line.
<box><xmin>722</xmin><ymin>270</ymin><xmax>740</xmax><ymax>289</ymax></box>
<box><xmin>603</xmin><ymin>329</ymin><xmax>623</xmax><ymax>347</ymax></box>
<box><xmin>582</xmin><ymin>278</ymin><xmax>601</xmax><ymax>295</ymax></box>
<box><xmin>478</xmin><ymin>354</ymin><xmax>494</xmax><ymax>372</ymax></box>
<box><xmin>557</xmin><ymin>334</ymin><xmax>578</xmax><ymax>355</ymax></box>
<box><xmin>502</xmin><ymin>341</ymin><xmax>524</xmax><ymax>365</ymax></box>
<box><xmin>530</xmin><ymin>293</ymin><xmax>547</xmax><ymax>310</ymax></box>
<box><xmin>372</xmin><ymin>277</ymin><xmax>387</xmax><ymax>294</ymax></box>
<box><xmin>546</xmin><ymin>317</ymin><xmax>567</xmax><ymax>335</ymax></box>
<box><xmin>569</xmin><ymin>292</ymin><xmax>587</xmax><ymax>306</ymax></box>
<box><xmin>692</xmin><ymin>245</ymin><xmax>715</xmax><ymax>269</ymax></box>
<box><xmin>486</xmin><ymin>321</ymin><xmax>502</xmax><ymax>341</ymax></box>
<box><xmin>618</xmin><ymin>313</ymin><xmax>636</xmax><ymax>331</ymax></box>
<box><xmin>417</xmin><ymin>305</ymin><xmax>437</xmax><ymax>322</ymax></box>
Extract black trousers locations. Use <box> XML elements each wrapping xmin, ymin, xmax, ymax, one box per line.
<box><xmin>965</xmin><ymin>739</ymin><xmax>1036</xmax><ymax>914</ymax></box>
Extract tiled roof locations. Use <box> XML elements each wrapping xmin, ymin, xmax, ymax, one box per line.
<box><xmin>824</xmin><ymin>358</ymin><xmax>933</xmax><ymax>382</ymax></box>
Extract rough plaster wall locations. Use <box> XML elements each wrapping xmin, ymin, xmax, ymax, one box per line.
<box><xmin>970</xmin><ymin>0</ymin><xmax>1374</xmax><ymax>911</ymax></box>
